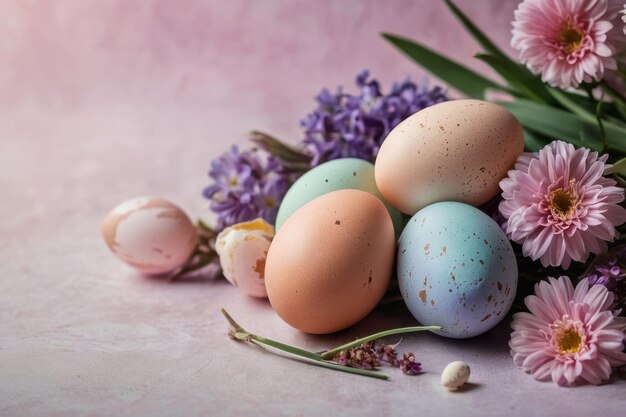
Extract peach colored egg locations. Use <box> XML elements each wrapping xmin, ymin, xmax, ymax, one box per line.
<box><xmin>375</xmin><ymin>99</ymin><xmax>524</xmax><ymax>215</ymax></box>
<box><xmin>265</xmin><ymin>189</ymin><xmax>395</xmax><ymax>334</ymax></box>
<box><xmin>215</xmin><ymin>218</ymin><xmax>273</xmax><ymax>298</ymax></box>
<box><xmin>101</xmin><ymin>197</ymin><xmax>197</xmax><ymax>275</ymax></box>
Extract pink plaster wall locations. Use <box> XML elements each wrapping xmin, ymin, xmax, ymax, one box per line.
<box><xmin>0</xmin><ymin>0</ymin><xmax>518</xmax><ymax>136</ymax></box>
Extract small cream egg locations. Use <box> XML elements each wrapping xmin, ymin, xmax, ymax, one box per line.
<box><xmin>441</xmin><ymin>361</ymin><xmax>471</xmax><ymax>391</ymax></box>
<box><xmin>101</xmin><ymin>197</ymin><xmax>197</xmax><ymax>275</ymax></box>
<box><xmin>215</xmin><ymin>218</ymin><xmax>274</xmax><ymax>298</ymax></box>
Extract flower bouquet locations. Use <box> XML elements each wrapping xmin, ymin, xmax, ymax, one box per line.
<box><xmin>102</xmin><ymin>0</ymin><xmax>626</xmax><ymax>387</ymax></box>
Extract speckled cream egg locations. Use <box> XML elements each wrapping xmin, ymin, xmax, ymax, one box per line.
<box><xmin>375</xmin><ymin>99</ymin><xmax>524</xmax><ymax>215</ymax></box>
<box><xmin>265</xmin><ymin>189</ymin><xmax>395</xmax><ymax>334</ymax></box>
<box><xmin>275</xmin><ymin>158</ymin><xmax>404</xmax><ymax>238</ymax></box>
<box><xmin>101</xmin><ymin>197</ymin><xmax>197</xmax><ymax>275</ymax></box>
<box><xmin>397</xmin><ymin>202</ymin><xmax>517</xmax><ymax>338</ymax></box>
<box><xmin>215</xmin><ymin>218</ymin><xmax>273</xmax><ymax>298</ymax></box>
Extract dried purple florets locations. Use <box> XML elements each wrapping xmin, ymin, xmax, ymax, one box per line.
<box><xmin>333</xmin><ymin>339</ymin><xmax>421</xmax><ymax>375</ymax></box>
<box><xmin>399</xmin><ymin>352</ymin><xmax>422</xmax><ymax>375</ymax></box>
<box><xmin>203</xmin><ymin>145</ymin><xmax>289</xmax><ymax>231</ymax></box>
<box><xmin>301</xmin><ymin>70</ymin><xmax>447</xmax><ymax>166</ymax></box>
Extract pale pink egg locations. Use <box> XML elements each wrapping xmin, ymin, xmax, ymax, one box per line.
<box><xmin>101</xmin><ymin>197</ymin><xmax>197</xmax><ymax>275</ymax></box>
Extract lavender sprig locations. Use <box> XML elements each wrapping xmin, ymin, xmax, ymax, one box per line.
<box><xmin>331</xmin><ymin>339</ymin><xmax>422</xmax><ymax>374</ymax></box>
<box><xmin>319</xmin><ymin>325</ymin><xmax>441</xmax><ymax>359</ymax></box>
<box><xmin>222</xmin><ymin>309</ymin><xmax>387</xmax><ymax>380</ymax></box>
<box><xmin>222</xmin><ymin>309</ymin><xmax>441</xmax><ymax>380</ymax></box>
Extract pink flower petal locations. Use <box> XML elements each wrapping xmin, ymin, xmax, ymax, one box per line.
<box><xmin>510</xmin><ymin>276</ymin><xmax>626</xmax><ymax>386</ymax></box>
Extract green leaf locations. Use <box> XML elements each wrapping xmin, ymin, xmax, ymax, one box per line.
<box><xmin>382</xmin><ymin>33</ymin><xmax>508</xmax><ymax>99</ymax></box>
<box><xmin>547</xmin><ymin>88</ymin><xmax>598</xmax><ymax>124</ymax></box>
<box><xmin>475</xmin><ymin>54</ymin><xmax>553</xmax><ymax>103</ymax></box>
<box><xmin>606</xmin><ymin>157</ymin><xmax>626</xmax><ymax>176</ymax></box>
<box><xmin>601</xmin><ymin>81</ymin><xmax>626</xmax><ymax>120</ymax></box>
<box><xmin>444</xmin><ymin>0</ymin><xmax>555</xmax><ymax>105</ymax></box>
<box><xmin>522</xmin><ymin>128</ymin><xmax>549</xmax><ymax>152</ymax></box>
<box><xmin>444</xmin><ymin>0</ymin><xmax>508</xmax><ymax>59</ymax></box>
<box><xmin>499</xmin><ymin>99</ymin><xmax>626</xmax><ymax>154</ymax></box>
<box><xmin>250</xmin><ymin>131</ymin><xmax>311</xmax><ymax>164</ymax></box>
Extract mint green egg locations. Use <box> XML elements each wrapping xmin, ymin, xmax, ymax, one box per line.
<box><xmin>275</xmin><ymin>158</ymin><xmax>404</xmax><ymax>238</ymax></box>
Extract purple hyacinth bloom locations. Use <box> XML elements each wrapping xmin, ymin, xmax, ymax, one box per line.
<box><xmin>203</xmin><ymin>145</ymin><xmax>289</xmax><ymax>230</ymax></box>
<box><xmin>301</xmin><ymin>70</ymin><xmax>448</xmax><ymax>166</ymax></box>
<box><xmin>582</xmin><ymin>245</ymin><xmax>626</xmax><ymax>313</ymax></box>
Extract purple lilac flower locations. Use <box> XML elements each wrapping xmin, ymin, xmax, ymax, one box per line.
<box><xmin>203</xmin><ymin>145</ymin><xmax>289</xmax><ymax>230</ymax></box>
<box><xmin>582</xmin><ymin>244</ymin><xmax>626</xmax><ymax>313</ymax></box>
<box><xmin>301</xmin><ymin>70</ymin><xmax>448</xmax><ymax>166</ymax></box>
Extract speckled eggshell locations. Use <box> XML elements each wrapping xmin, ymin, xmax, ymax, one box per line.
<box><xmin>215</xmin><ymin>218</ymin><xmax>273</xmax><ymax>298</ymax></box>
<box><xmin>101</xmin><ymin>197</ymin><xmax>197</xmax><ymax>275</ymax></box>
<box><xmin>265</xmin><ymin>189</ymin><xmax>395</xmax><ymax>334</ymax></box>
<box><xmin>275</xmin><ymin>158</ymin><xmax>404</xmax><ymax>238</ymax></box>
<box><xmin>397</xmin><ymin>202</ymin><xmax>517</xmax><ymax>338</ymax></box>
<box><xmin>375</xmin><ymin>99</ymin><xmax>524</xmax><ymax>215</ymax></box>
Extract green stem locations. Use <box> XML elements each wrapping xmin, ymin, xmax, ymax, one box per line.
<box><xmin>248</xmin><ymin>339</ymin><xmax>388</xmax><ymax>380</ymax></box>
<box><xmin>249</xmin><ymin>130</ymin><xmax>312</xmax><ymax>164</ymax></box>
<box><xmin>221</xmin><ymin>309</ymin><xmax>389</xmax><ymax>380</ymax></box>
<box><xmin>596</xmin><ymin>93</ymin><xmax>607</xmax><ymax>152</ymax></box>
<box><xmin>170</xmin><ymin>251</ymin><xmax>216</xmax><ymax>280</ymax></box>
<box><xmin>197</xmin><ymin>219</ymin><xmax>217</xmax><ymax>234</ymax></box>
<box><xmin>320</xmin><ymin>325</ymin><xmax>442</xmax><ymax>360</ymax></box>
<box><xmin>249</xmin><ymin>334</ymin><xmax>323</xmax><ymax>361</ymax></box>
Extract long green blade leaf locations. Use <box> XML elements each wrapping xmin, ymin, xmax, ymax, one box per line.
<box><xmin>475</xmin><ymin>54</ymin><xmax>553</xmax><ymax>103</ymax></box>
<box><xmin>444</xmin><ymin>0</ymin><xmax>508</xmax><ymax>59</ymax></box>
<box><xmin>523</xmin><ymin>128</ymin><xmax>550</xmax><ymax>152</ymax></box>
<box><xmin>382</xmin><ymin>33</ymin><xmax>507</xmax><ymax>99</ymax></box>
<box><xmin>500</xmin><ymin>100</ymin><xmax>626</xmax><ymax>154</ymax></box>
<box><xmin>445</xmin><ymin>0</ymin><xmax>555</xmax><ymax>105</ymax></box>
<box><xmin>547</xmin><ymin>89</ymin><xmax>599</xmax><ymax>124</ymax></box>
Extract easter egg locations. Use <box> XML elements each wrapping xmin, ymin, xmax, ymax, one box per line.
<box><xmin>215</xmin><ymin>218</ymin><xmax>274</xmax><ymax>298</ymax></box>
<box><xmin>397</xmin><ymin>202</ymin><xmax>517</xmax><ymax>338</ymax></box>
<box><xmin>265</xmin><ymin>189</ymin><xmax>395</xmax><ymax>334</ymax></box>
<box><xmin>375</xmin><ymin>99</ymin><xmax>524</xmax><ymax>214</ymax></box>
<box><xmin>275</xmin><ymin>158</ymin><xmax>404</xmax><ymax>238</ymax></box>
<box><xmin>101</xmin><ymin>197</ymin><xmax>197</xmax><ymax>275</ymax></box>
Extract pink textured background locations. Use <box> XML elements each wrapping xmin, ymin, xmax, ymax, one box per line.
<box><xmin>1</xmin><ymin>1</ymin><xmax>624</xmax><ymax>416</ymax></box>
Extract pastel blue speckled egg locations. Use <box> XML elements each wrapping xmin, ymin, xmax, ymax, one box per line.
<box><xmin>397</xmin><ymin>202</ymin><xmax>517</xmax><ymax>338</ymax></box>
<box><xmin>275</xmin><ymin>158</ymin><xmax>404</xmax><ymax>238</ymax></box>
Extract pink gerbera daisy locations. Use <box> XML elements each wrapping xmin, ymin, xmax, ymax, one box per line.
<box><xmin>510</xmin><ymin>276</ymin><xmax>626</xmax><ymax>386</ymax></box>
<box><xmin>511</xmin><ymin>0</ymin><xmax>620</xmax><ymax>88</ymax></box>
<box><xmin>500</xmin><ymin>141</ymin><xmax>626</xmax><ymax>269</ymax></box>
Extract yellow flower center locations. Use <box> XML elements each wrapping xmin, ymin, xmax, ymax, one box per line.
<box><xmin>558</xmin><ymin>25</ymin><xmax>584</xmax><ymax>54</ymax></box>
<box><xmin>557</xmin><ymin>329</ymin><xmax>583</xmax><ymax>353</ymax></box>
<box><xmin>550</xmin><ymin>315</ymin><xmax>586</xmax><ymax>355</ymax></box>
<box><xmin>548</xmin><ymin>182</ymin><xmax>578</xmax><ymax>221</ymax></box>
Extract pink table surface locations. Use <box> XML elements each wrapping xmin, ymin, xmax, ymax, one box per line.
<box><xmin>1</xmin><ymin>1</ymin><xmax>624</xmax><ymax>416</ymax></box>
